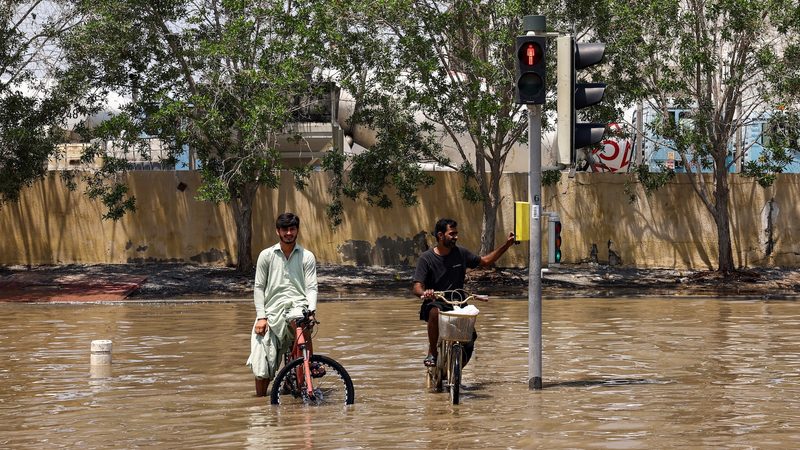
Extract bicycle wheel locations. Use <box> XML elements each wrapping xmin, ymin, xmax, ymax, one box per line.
<box><xmin>449</xmin><ymin>343</ymin><xmax>462</xmax><ymax>405</ymax></box>
<box><xmin>270</xmin><ymin>354</ymin><xmax>355</xmax><ymax>406</ymax></box>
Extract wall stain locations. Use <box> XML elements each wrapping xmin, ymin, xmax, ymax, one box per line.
<box><xmin>764</xmin><ymin>198</ymin><xmax>776</xmax><ymax>256</ymax></box>
<box><xmin>189</xmin><ymin>248</ymin><xmax>229</xmax><ymax>264</ymax></box>
<box><xmin>127</xmin><ymin>257</ymin><xmax>184</xmax><ymax>263</ymax></box>
<box><xmin>126</xmin><ymin>248</ymin><xmax>230</xmax><ymax>265</ymax></box>
<box><xmin>339</xmin><ymin>232</ymin><xmax>429</xmax><ymax>266</ymax></box>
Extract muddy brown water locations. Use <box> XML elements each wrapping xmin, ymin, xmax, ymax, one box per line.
<box><xmin>1</xmin><ymin>297</ymin><xmax>799</xmax><ymax>448</ymax></box>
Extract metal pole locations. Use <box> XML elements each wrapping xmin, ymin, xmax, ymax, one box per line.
<box><xmin>524</xmin><ymin>14</ymin><xmax>545</xmax><ymax>390</ymax></box>
<box><xmin>528</xmin><ymin>102</ymin><xmax>543</xmax><ymax>390</ymax></box>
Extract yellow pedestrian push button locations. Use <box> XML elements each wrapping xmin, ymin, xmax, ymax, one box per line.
<box><xmin>514</xmin><ymin>202</ymin><xmax>530</xmax><ymax>242</ymax></box>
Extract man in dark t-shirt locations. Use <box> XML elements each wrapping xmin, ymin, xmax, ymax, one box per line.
<box><xmin>412</xmin><ymin>218</ymin><xmax>515</xmax><ymax>368</ymax></box>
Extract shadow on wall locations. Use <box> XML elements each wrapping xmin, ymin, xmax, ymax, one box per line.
<box><xmin>338</xmin><ymin>232</ymin><xmax>429</xmax><ymax>266</ymax></box>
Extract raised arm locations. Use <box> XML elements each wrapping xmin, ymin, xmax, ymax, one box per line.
<box><xmin>479</xmin><ymin>232</ymin><xmax>516</xmax><ymax>267</ymax></box>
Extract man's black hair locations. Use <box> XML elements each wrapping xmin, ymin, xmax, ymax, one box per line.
<box><xmin>433</xmin><ymin>218</ymin><xmax>457</xmax><ymax>238</ymax></box>
<box><xmin>276</xmin><ymin>212</ymin><xmax>300</xmax><ymax>229</ymax></box>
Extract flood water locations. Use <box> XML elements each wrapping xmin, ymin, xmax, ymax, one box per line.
<box><xmin>1</xmin><ymin>296</ymin><xmax>799</xmax><ymax>449</ymax></box>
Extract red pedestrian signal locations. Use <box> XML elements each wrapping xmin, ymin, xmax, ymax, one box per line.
<box><xmin>521</xmin><ymin>41</ymin><xmax>542</xmax><ymax>66</ymax></box>
<box><xmin>514</xmin><ymin>36</ymin><xmax>547</xmax><ymax>105</ymax></box>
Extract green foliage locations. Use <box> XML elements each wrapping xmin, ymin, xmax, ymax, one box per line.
<box><xmin>0</xmin><ymin>92</ymin><xmax>61</xmax><ymax>203</ymax></box>
<box><xmin>622</xmin><ymin>163</ymin><xmax>675</xmax><ymax>203</ymax></box>
<box><xmin>542</xmin><ymin>170</ymin><xmax>561</xmax><ymax>187</ymax></box>
<box><xmin>604</xmin><ymin>0</ymin><xmax>800</xmax><ymax>174</ymax></box>
<box><xmin>636</xmin><ymin>163</ymin><xmax>675</xmax><ymax>196</ymax></box>
<box><xmin>61</xmin><ymin>0</ymin><xmax>337</xmax><ymax>268</ymax></box>
<box><xmin>196</xmin><ymin>166</ymin><xmax>231</xmax><ymax>204</ymax></box>
<box><xmin>318</xmin><ymin>90</ymin><xmax>438</xmax><ymax>224</ymax></box>
<box><xmin>0</xmin><ymin>2</ymin><xmax>81</xmax><ymax>206</ymax></box>
<box><xmin>323</xmin><ymin>1</ymin><xmax>569</xmax><ymax>243</ymax></box>
<box><xmin>291</xmin><ymin>166</ymin><xmax>313</xmax><ymax>191</ymax></box>
<box><xmin>85</xmin><ymin>172</ymin><xmax>137</xmax><ymax>221</ymax></box>
<box><xmin>63</xmin><ymin>0</ymin><xmax>327</xmax><ymax>202</ymax></box>
<box><xmin>319</xmin><ymin>0</ymin><xmax>627</xmax><ymax>248</ymax></box>
<box><xmin>741</xmin><ymin>110</ymin><xmax>800</xmax><ymax>187</ymax></box>
<box><xmin>321</xmin><ymin>148</ymin><xmax>347</xmax><ymax>226</ymax></box>
<box><xmin>601</xmin><ymin>0</ymin><xmax>800</xmax><ymax>271</ymax></box>
<box><xmin>457</xmin><ymin>161</ymin><xmax>483</xmax><ymax>203</ymax></box>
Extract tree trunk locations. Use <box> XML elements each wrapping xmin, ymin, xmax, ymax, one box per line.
<box><xmin>714</xmin><ymin>165</ymin><xmax>735</xmax><ymax>273</ymax></box>
<box><xmin>230</xmin><ymin>184</ymin><xmax>258</xmax><ymax>273</ymax></box>
<box><xmin>480</xmin><ymin>195</ymin><xmax>499</xmax><ymax>256</ymax></box>
<box><xmin>478</xmin><ymin>165</ymin><xmax>503</xmax><ymax>257</ymax></box>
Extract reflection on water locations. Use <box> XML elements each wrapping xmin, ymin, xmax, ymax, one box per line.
<box><xmin>1</xmin><ymin>298</ymin><xmax>799</xmax><ymax>448</ymax></box>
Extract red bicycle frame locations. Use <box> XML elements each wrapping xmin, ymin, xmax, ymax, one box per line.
<box><xmin>289</xmin><ymin>318</ymin><xmax>316</xmax><ymax>400</ymax></box>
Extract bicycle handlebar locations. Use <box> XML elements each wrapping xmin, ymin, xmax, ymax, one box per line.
<box><xmin>295</xmin><ymin>309</ymin><xmax>319</xmax><ymax>328</ymax></box>
<box><xmin>432</xmin><ymin>290</ymin><xmax>489</xmax><ymax>305</ymax></box>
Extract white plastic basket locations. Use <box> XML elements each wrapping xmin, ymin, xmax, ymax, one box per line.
<box><xmin>438</xmin><ymin>310</ymin><xmax>478</xmax><ymax>342</ymax></box>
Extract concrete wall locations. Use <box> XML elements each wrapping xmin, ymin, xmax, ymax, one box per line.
<box><xmin>2</xmin><ymin>171</ymin><xmax>799</xmax><ymax>269</ymax></box>
<box><xmin>549</xmin><ymin>173</ymin><xmax>800</xmax><ymax>269</ymax></box>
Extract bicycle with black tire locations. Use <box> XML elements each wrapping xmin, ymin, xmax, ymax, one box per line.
<box><xmin>426</xmin><ymin>290</ymin><xmax>487</xmax><ymax>405</ymax></box>
<box><xmin>270</xmin><ymin>310</ymin><xmax>355</xmax><ymax>406</ymax></box>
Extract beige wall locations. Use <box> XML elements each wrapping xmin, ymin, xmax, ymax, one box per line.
<box><xmin>2</xmin><ymin>171</ymin><xmax>799</xmax><ymax>269</ymax></box>
<box><xmin>546</xmin><ymin>173</ymin><xmax>800</xmax><ymax>269</ymax></box>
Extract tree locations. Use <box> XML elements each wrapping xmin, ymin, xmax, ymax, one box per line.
<box><xmin>0</xmin><ymin>1</ymin><xmax>80</xmax><ymax>206</ymax></box>
<box><xmin>324</xmin><ymin>0</ymin><xmax>619</xmax><ymax>255</ymax></box>
<box><xmin>322</xmin><ymin>1</ymin><xmax>547</xmax><ymax>254</ymax></box>
<box><xmin>63</xmin><ymin>0</ymin><xmax>330</xmax><ymax>271</ymax></box>
<box><xmin>602</xmin><ymin>0</ymin><xmax>800</xmax><ymax>273</ymax></box>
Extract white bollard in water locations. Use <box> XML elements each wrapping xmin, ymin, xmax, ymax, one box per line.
<box><xmin>90</xmin><ymin>339</ymin><xmax>113</xmax><ymax>378</ymax></box>
<box><xmin>90</xmin><ymin>339</ymin><xmax>113</xmax><ymax>365</ymax></box>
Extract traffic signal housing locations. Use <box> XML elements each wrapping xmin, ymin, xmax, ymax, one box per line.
<box><xmin>514</xmin><ymin>35</ymin><xmax>547</xmax><ymax>105</ymax></box>
<box><xmin>553</xmin><ymin>220</ymin><xmax>562</xmax><ymax>263</ymax></box>
<box><xmin>556</xmin><ymin>36</ymin><xmax>607</xmax><ymax>165</ymax></box>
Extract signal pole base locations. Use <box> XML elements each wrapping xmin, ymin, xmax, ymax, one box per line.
<box><xmin>529</xmin><ymin>376</ymin><xmax>543</xmax><ymax>390</ymax></box>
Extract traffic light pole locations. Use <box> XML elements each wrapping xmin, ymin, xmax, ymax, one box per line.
<box><xmin>523</xmin><ymin>14</ymin><xmax>545</xmax><ymax>391</ymax></box>
<box><xmin>528</xmin><ymin>102</ymin><xmax>543</xmax><ymax>391</ymax></box>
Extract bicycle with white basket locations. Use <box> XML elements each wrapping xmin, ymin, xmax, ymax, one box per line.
<box><xmin>426</xmin><ymin>290</ymin><xmax>488</xmax><ymax>405</ymax></box>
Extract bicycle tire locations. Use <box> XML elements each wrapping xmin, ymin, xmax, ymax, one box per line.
<box><xmin>449</xmin><ymin>343</ymin><xmax>462</xmax><ymax>405</ymax></box>
<box><xmin>270</xmin><ymin>354</ymin><xmax>355</xmax><ymax>406</ymax></box>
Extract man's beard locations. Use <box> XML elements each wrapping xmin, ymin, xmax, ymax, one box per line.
<box><xmin>443</xmin><ymin>238</ymin><xmax>457</xmax><ymax>248</ymax></box>
<box><xmin>281</xmin><ymin>235</ymin><xmax>297</xmax><ymax>244</ymax></box>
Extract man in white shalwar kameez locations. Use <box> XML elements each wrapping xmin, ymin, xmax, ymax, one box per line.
<box><xmin>246</xmin><ymin>212</ymin><xmax>318</xmax><ymax>397</ymax></box>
